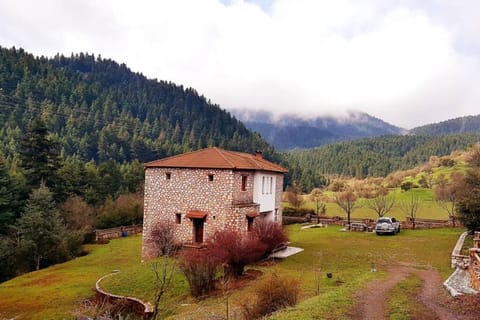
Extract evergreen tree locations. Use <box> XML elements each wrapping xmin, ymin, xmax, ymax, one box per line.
<box><xmin>0</xmin><ymin>157</ymin><xmax>15</xmax><ymax>231</ymax></box>
<box><xmin>18</xmin><ymin>117</ymin><xmax>61</xmax><ymax>197</ymax></box>
<box><xmin>17</xmin><ymin>184</ymin><xmax>64</xmax><ymax>270</ymax></box>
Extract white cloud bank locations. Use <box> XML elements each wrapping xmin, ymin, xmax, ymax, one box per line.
<box><xmin>0</xmin><ymin>0</ymin><xmax>479</xmax><ymax>128</ymax></box>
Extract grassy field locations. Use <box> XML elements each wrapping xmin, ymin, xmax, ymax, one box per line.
<box><xmin>0</xmin><ymin>235</ymin><xmax>143</xmax><ymax>320</ymax></box>
<box><xmin>300</xmin><ymin>187</ymin><xmax>450</xmax><ymax>221</ymax></box>
<box><xmin>0</xmin><ymin>226</ymin><xmax>464</xmax><ymax>319</ymax></box>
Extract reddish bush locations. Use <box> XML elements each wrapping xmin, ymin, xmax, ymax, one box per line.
<box><xmin>241</xmin><ymin>273</ymin><xmax>300</xmax><ymax>319</ymax></box>
<box><xmin>207</xmin><ymin>230</ymin><xmax>267</xmax><ymax>278</ymax></box>
<box><xmin>179</xmin><ymin>248</ymin><xmax>220</xmax><ymax>297</ymax></box>
<box><xmin>254</xmin><ymin>220</ymin><xmax>289</xmax><ymax>255</ymax></box>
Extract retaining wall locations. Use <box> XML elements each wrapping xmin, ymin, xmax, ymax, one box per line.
<box><xmin>95</xmin><ymin>271</ymin><xmax>153</xmax><ymax>319</ymax></box>
<box><xmin>95</xmin><ymin>225</ymin><xmax>143</xmax><ymax>241</ymax></box>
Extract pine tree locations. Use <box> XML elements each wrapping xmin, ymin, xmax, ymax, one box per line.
<box><xmin>17</xmin><ymin>184</ymin><xmax>64</xmax><ymax>270</ymax></box>
<box><xmin>0</xmin><ymin>156</ymin><xmax>15</xmax><ymax>231</ymax></box>
<box><xmin>18</xmin><ymin>117</ymin><xmax>61</xmax><ymax>194</ymax></box>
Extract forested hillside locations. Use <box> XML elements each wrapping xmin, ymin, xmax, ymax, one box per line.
<box><xmin>411</xmin><ymin>114</ymin><xmax>480</xmax><ymax>136</ymax></box>
<box><xmin>285</xmin><ymin>133</ymin><xmax>480</xmax><ymax>190</ymax></box>
<box><xmin>0</xmin><ymin>46</ymin><xmax>275</xmax><ymax>164</ymax></box>
<box><xmin>0</xmin><ymin>46</ymin><xmax>276</xmax><ymax>282</ymax></box>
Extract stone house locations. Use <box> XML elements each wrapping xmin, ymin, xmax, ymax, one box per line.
<box><xmin>141</xmin><ymin>147</ymin><xmax>287</xmax><ymax>260</ymax></box>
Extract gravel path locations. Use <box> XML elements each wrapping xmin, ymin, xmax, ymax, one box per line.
<box><xmin>349</xmin><ymin>265</ymin><xmax>475</xmax><ymax>320</ymax></box>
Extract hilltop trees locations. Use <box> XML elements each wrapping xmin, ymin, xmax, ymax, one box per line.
<box><xmin>456</xmin><ymin>146</ymin><xmax>480</xmax><ymax>231</ymax></box>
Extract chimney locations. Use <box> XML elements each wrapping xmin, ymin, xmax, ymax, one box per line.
<box><xmin>255</xmin><ymin>150</ymin><xmax>263</xmax><ymax>159</ymax></box>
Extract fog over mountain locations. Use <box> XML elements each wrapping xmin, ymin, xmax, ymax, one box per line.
<box><xmin>232</xmin><ymin>109</ymin><xmax>405</xmax><ymax>150</ymax></box>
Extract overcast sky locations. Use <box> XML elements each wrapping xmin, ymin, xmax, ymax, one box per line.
<box><xmin>1</xmin><ymin>0</ymin><xmax>479</xmax><ymax>128</ymax></box>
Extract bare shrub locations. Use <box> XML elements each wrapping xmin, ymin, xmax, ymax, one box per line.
<box><xmin>151</xmin><ymin>260</ymin><xmax>176</xmax><ymax>319</ymax></box>
<box><xmin>179</xmin><ymin>248</ymin><xmax>220</xmax><ymax>297</ymax></box>
<box><xmin>208</xmin><ymin>230</ymin><xmax>266</xmax><ymax>278</ymax></box>
<box><xmin>150</xmin><ymin>221</ymin><xmax>180</xmax><ymax>257</ymax></box>
<box><xmin>253</xmin><ymin>219</ymin><xmax>288</xmax><ymax>255</ymax></box>
<box><xmin>241</xmin><ymin>273</ymin><xmax>300</xmax><ymax>319</ymax></box>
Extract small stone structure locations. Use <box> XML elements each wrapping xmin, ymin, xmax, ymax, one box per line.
<box><xmin>469</xmin><ymin>232</ymin><xmax>480</xmax><ymax>290</ymax></box>
<box><xmin>444</xmin><ymin>231</ymin><xmax>479</xmax><ymax>296</ymax></box>
<box><xmin>142</xmin><ymin>147</ymin><xmax>287</xmax><ymax>260</ymax></box>
<box><xmin>95</xmin><ymin>271</ymin><xmax>153</xmax><ymax>319</ymax></box>
<box><xmin>95</xmin><ymin>225</ymin><xmax>143</xmax><ymax>242</ymax></box>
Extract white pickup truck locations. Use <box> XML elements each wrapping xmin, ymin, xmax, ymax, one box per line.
<box><xmin>375</xmin><ymin>217</ymin><xmax>400</xmax><ymax>235</ymax></box>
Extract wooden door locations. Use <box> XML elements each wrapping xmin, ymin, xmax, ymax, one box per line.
<box><xmin>194</xmin><ymin>218</ymin><xmax>204</xmax><ymax>243</ymax></box>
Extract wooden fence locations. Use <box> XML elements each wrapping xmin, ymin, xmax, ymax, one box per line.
<box><xmin>95</xmin><ymin>225</ymin><xmax>143</xmax><ymax>242</ymax></box>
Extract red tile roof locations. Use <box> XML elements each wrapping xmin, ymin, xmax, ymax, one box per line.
<box><xmin>246</xmin><ymin>212</ymin><xmax>260</xmax><ymax>218</ymax></box>
<box><xmin>186</xmin><ymin>210</ymin><xmax>208</xmax><ymax>219</ymax></box>
<box><xmin>145</xmin><ymin>147</ymin><xmax>287</xmax><ymax>173</ymax></box>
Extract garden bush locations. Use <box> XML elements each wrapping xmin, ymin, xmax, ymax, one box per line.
<box><xmin>253</xmin><ymin>220</ymin><xmax>288</xmax><ymax>255</ymax></box>
<box><xmin>179</xmin><ymin>248</ymin><xmax>220</xmax><ymax>297</ymax></box>
<box><xmin>241</xmin><ymin>273</ymin><xmax>300</xmax><ymax>319</ymax></box>
<box><xmin>208</xmin><ymin>229</ymin><xmax>266</xmax><ymax>278</ymax></box>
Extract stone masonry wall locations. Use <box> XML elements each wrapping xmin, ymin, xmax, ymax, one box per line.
<box><xmin>142</xmin><ymin>167</ymin><xmax>285</xmax><ymax>261</ymax></box>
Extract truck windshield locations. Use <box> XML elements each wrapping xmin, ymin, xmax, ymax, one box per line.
<box><xmin>377</xmin><ymin>218</ymin><xmax>391</xmax><ymax>224</ymax></box>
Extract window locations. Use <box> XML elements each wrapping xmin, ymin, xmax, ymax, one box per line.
<box><xmin>241</xmin><ymin>175</ymin><xmax>247</xmax><ymax>191</ymax></box>
<box><xmin>208</xmin><ymin>174</ymin><xmax>214</xmax><ymax>181</ymax></box>
<box><xmin>166</xmin><ymin>172</ymin><xmax>171</xmax><ymax>180</ymax></box>
<box><xmin>176</xmin><ymin>213</ymin><xmax>181</xmax><ymax>224</ymax></box>
<box><xmin>270</xmin><ymin>177</ymin><xmax>273</xmax><ymax>194</ymax></box>
<box><xmin>262</xmin><ymin>176</ymin><xmax>265</xmax><ymax>194</ymax></box>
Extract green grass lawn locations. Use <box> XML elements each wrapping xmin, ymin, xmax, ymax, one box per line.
<box><xmin>300</xmin><ymin>187</ymin><xmax>450</xmax><ymax>221</ymax></box>
<box><xmin>0</xmin><ymin>235</ymin><xmax>143</xmax><ymax>320</ymax></box>
<box><xmin>0</xmin><ymin>227</ymin><xmax>464</xmax><ymax>319</ymax></box>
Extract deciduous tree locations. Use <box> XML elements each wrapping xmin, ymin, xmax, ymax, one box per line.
<box><xmin>285</xmin><ymin>181</ymin><xmax>304</xmax><ymax>211</ymax></box>
<box><xmin>399</xmin><ymin>191</ymin><xmax>421</xmax><ymax>229</ymax></box>
<box><xmin>434</xmin><ymin>172</ymin><xmax>463</xmax><ymax>227</ymax></box>
<box><xmin>366</xmin><ymin>194</ymin><xmax>395</xmax><ymax>218</ymax></box>
<box><xmin>310</xmin><ymin>188</ymin><xmax>326</xmax><ymax>222</ymax></box>
<box><xmin>334</xmin><ymin>189</ymin><xmax>358</xmax><ymax>230</ymax></box>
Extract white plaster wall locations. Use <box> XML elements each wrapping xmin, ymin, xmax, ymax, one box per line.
<box><xmin>253</xmin><ymin>172</ymin><xmax>276</xmax><ymax>213</ymax></box>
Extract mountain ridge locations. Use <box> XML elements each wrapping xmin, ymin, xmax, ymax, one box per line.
<box><xmin>410</xmin><ymin>114</ymin><xmax>480</xmax><ymax>136</ymax></box>
<box><xmin>232</xmin><ymin>109</ymin><xmax>405</xmax><ymax>150</ymax></box>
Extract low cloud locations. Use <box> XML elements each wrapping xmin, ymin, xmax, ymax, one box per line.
<box><xmin>0</xmin><ymin>0</ymin><xmax>479</xmax><ymax>128</ymax></box>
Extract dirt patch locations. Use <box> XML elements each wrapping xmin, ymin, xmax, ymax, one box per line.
<box><xmin>27</xmin><ymin>274</ymin><xmax>62</xmax><ymax>286</ymax></box>
<box><xmin>445</xmin><ymin>294</ymin><xmax>480</xmax><ymax>318</ymax></box>
<box><xmin>349</xmin><ymin>265</ymin><xmax>477</xmax><ymax>320</ymax></box>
